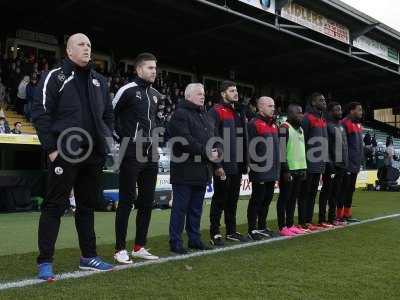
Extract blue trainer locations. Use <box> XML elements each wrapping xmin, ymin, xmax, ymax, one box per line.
<box><xmin>79</xmin><ymin>256</ymin><xmax>113</xmax><ymax>271</ymax></box>
<box><xmin>38</xmin><ymin>262</ymin><xmax>55</xmax><ymax>281</ymax></box>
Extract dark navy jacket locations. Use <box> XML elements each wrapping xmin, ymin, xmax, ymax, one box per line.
<box><xmin>341</xmin><ymin>117</ymin><xmax>363</xmax><ymax>174</ymax></box>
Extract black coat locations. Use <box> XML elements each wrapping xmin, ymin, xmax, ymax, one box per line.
<box><xmin>326</xmin><ymin>117</ymin><xmax>349</xmax><ymax>172</ymax></box>
<box><xmin>168</xmin><ymin>101</ymin><xmax>214</xmax><ymax>186</ymax></box>
<box><xmin>32</xmin><ymin>59</ymin><xmax>113</xmax><ymax>156</ymax></box>
<box><xmin>341</xmin><ymin>117</ymin><xmax>364</xmax><ymax>174</ymax></box>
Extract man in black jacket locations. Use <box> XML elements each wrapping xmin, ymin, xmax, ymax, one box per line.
<box><xmin>32</xmin><ymin>33</ymin><xmax>114</xmax><ymax>280</ymax></box>
<box><xmin>247</xmin><ymin>97</ymin><xmax>280</xmax><ymax>240</ymax></box>
<box><xmin>299</xmin><ymin>92</ymin><xmax>328</xmax><ymax>231</ymax></box>
<box><xmin>208</xmin><ymin>81</ymin><xmax>249</xmax><ymax>246</ymax></box>
<box><xmin>113</xmin><ymin>53</ymin><xmax>161</xmax><ymax>263</ymax></box>
<box><xmin>339</xmin><ymin>102</ymin><xmax>363</xmax><ymax>223</ymax></box>
<box><xmin>168</xmin><ymin>83</ymin><xmax>218</xmax><ymax>254</ymax></box>
<box><xmin>318</xmin><ymin>102</ymin><xmax>349</xmax><ymax>227</ymax></box>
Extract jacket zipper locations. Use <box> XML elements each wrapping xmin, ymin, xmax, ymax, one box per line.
<box><xmin>145</xmin><ymin>87</ymin><xmax>152</xmax><ymax>155</ymax></box>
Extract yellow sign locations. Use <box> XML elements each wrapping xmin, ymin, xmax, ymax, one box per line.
<box><xmin>0</xmin><ymin>134</ymin><xmax>41</xmax><ymax>145</ymax></box>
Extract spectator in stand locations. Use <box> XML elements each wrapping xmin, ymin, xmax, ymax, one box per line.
<box><xmin>0</xmin><ymin>116</ymin><xmax>10</xmax><ymax>134</ymax></box>
<box><xmin>363</xmin><ymin>132</ymin><xmax>372</xmax><ymax>146</ymax></box>
<box><xmin>11</xmin><ymin>121</ymin><xmax>22</xmax><ymax>134</ymax></box>
<box><xmin>25</xmin><ymin>75</ymin><xmax>38</xmax><ymax>121</ymax></box>
<box><xmin>0</xmin><ymin>77</ymin><xmax>6</xmax><ymax>110</ymax></box>
<box><xmin>16</xmin><ymin>75</ymin><xmax>30</xmax><ymax>115</ymax></box>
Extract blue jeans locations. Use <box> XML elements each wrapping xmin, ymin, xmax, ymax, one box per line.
<box><xmin>169</xmin><ymin>184</ymin><xmax>206</xmax><ymax>249</ymax></box>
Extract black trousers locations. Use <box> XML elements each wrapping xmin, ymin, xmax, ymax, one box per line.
<box><xmin>210</xmin><ymin>174</ymin><xmax>242</xmax><ymax>237</ymax></box>
<box><xmin>299</xmin><ymin>172</ymin><xmax>321</xmax><ymax>225</ymax></box>
<box><xmin>37</xmin><ymin>155</ymin><xmax>104</xmax><ymax>264</ymax></box>
<box><xmin>115</xmin><ymin>154</ymin><xmax>158</xmax><ymax>250</ymax></box>
<box><xmin>277</xmin><ymin>173</ymin><xmax>304</xmax><ymax>230</ymax></box>
<box><xmin>318</xmin><ymin>168</ymin><xmax>346</xmax><ymax>223</ymax></box>
<box><xmin>247</xmin><ymin>181</ymin><xmax>275</xmax><ymax>233</ymax></box>
<box><xmin>338</xmin><ymin>172</ymin><xmax>358</xmax><ymax>209</ymax></box>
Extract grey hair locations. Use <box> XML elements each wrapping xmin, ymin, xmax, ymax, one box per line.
<box><xmin>184</xmin><ymin>83</ymin><xmax>204</xmax><ymax>99</ymax></box>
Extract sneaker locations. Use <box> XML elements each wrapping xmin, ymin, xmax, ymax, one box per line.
<box><xmin>248</xmin><ymin>230</ymin><xmax>265</xmax><ymax>241</ymax></box>
<box><xmin>318</xmin><ymin>222</ymin><xmax>334</xmax><ymax>229</ymax></box>
<box><xmin>332</xmin><ymin>219</ymin><xmax>347</xmax><ymax>226</ymax></box>
<box><xmin>288</xmin><ymin>226</ymin><xmax>305</xmax><ymax>235</ymax></box>
<box><xmin>38</xmin><ymin>262</ymin><xmax>55</xmax><ymax>281</ymax></box>
<box><xmin>226</xmin><ymin>232</ymin><xmax>249</xmax><ymax>242</ymax></box>
<box><xmin>279</xmin><ymin>227</ymin><xmax>297</xmax><ymax>236</ymax></box>
<box><xmin>344</xmin><ymin>217</ymin><xmax>360</xmax><ymax>223</ymax></box>
<box><xmin>304</xmin><ymin>223</ymin><xmax>321</xmax><ymax>231</ymax></box>
<box><xmin>114</xmin><ymin>250</ymin><xmax>133</xmax><ymax>264</ymax></box>
<box><xmin>170</xmin><ymin>246</ymin><xmax>189</xmax><ymax>255</ymax></box>
<box><xmin>188</xmin><ymin>241</ymin><xmax>213</xmax><ymax>251</ymax></box>
<box><xmin>79</xmin><ymin>257</ymin><xmax>113</xmax><ymax>271</ymax></box>
<box><xmin>210</xmin><ymin>234</ymin><xmax>224</xmax><ymax>247</ymax></box>
<box><xmin>296</xmin><ymin>225</ymin><xmax>311</xmax><ymax>233</ymax></box>
<box><xmin>258</xmin><ymin>228</ymin><xmax>280</xmax><ymax>238</ymax></box>
<box><xmin>132</xmin><ymin>247</ymin><xmax>159</xmax><ymax>260</ymax></box>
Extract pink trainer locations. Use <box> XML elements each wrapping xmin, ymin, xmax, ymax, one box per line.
<box><xmin>288</xmin><ymin>226</ymin><xmax>305</xmax><ymax>235</ymax></box>
<box><xmin>279</xmin><ymin>227</ymin><xmax>297</xmax><ymax>236</ymax></box>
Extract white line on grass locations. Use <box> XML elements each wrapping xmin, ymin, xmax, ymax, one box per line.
<box><xmin>1</xmin><ymin>213</ymin><xmax>399</xmax><ymax>291</ymax></box>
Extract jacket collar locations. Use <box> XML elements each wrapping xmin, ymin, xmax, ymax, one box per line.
<box><xmin>134</xmin><ymin>76</ymin><xmax>152</xmax><ymax>88</ymax></box>
<box><xmin>307</xmin><ymin>106</ymin><xmax>324</xmax><ymax>118</ymax></box>
<box><xmin>181</xmin><ymin>100</ymin><xmax>204</xmax><ymax>112</ymax></box>
<box><xmin>220</xmin><ymin>100</ymin><xmax>235</xmax><ymax>111</ymax></box>
<box><xmin>256</xmin><ymin>113</ymin><xmax>274</xmax><ymax>125</ymax></box>
<box><xmin>62</xmin><ymin>58</ymin><xmax>93</xmax><ymax>76</ymax></box>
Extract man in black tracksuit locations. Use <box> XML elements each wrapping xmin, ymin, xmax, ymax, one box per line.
<box><xmin>168</xmin><ymin>83</ymin><xmax>218</xmax><ymax>254</ymax></box>
<box><xmin>247</xmin><ymin>97</ymin><xmax>280</xmax><ymax>240</ymax></box>
<box><xmin>318</xmin><ymin>102</ymin><xmax>349</xmax><ymax>226</ymax></box>
<box><xmin>339</xmin><ymin>102</ymin><xmax>363</xmax><ymax>222</ymax></box>
<box><xmin>208</xmin><ymin>81</ymin><xmax>249</xmax><ymax>246</ymax></box>
<box><xmin>32</xmin><ymin>34</ymin><xmax>114</xmax><ymax>280</ymax></box>
<box><xmin>299</xmin><ymin>92</ymin><xmax>328</xmax><ymax>231</ymax></box>
<box><xmin>113</xmin><ymin>53</ymin><xmax>161</xmax><ymax>263</ymax></box>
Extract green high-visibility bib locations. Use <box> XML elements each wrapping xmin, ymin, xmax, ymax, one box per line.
<box><xmin>285</xmin><ymin>122</ymin><xmax>307</xmax><ymax>171</ymax></box>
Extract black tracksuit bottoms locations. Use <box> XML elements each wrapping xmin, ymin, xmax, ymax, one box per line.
<box><xmin>299</xmin><ymin>172</ymin><xmax>321</xmax><ymax>225</ymax></box>
<box><xmin>247</xmin><ymin>181</ymin><xmax>275</xmax><ymax>233</ymax></box>
<box><xmin>115</xmin><ymin>154</ymin><xmax>158</xmax><ymax>250</ymax></box>
<box><xmin>210</xmin><ymin>174</ymin><xmax>242</xmax><ymax>237</ymax></box>
<box><xmin>37</xmin><ymin>155</ymin><xmax>104</xmax><ymax>264</ymax></box>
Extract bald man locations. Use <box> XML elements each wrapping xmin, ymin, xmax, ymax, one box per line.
<box><xmin>32</xmin><ymin>33</ymin><xmax>114</xmax><ymax>280</ymax></box>
<box><xmin>247</xmin><ymin>97</ymin><xmax>280</xmax><ymax>240</ymax></box>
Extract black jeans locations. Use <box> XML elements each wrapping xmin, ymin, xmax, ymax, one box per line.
<box><xmin>299</xmin><ymin>172</ymin><xmax>321</xmax><ymax>225</ymax></box>
<box><xmin>318</xmin><ymin>168</ymin><xmax>346</xmax><ymax>223</ymax></box>
<box><xmin>210</xmin><ymin>174</ymin><xmax>242</xmax><ymax>237</ymax></box>
<box><xmin>115</xmin><ymin>154</ymin><xmax>158</xmax><ymax>250</ymax></box>
<box><xmin>37</xmin><ymin>155</ymin><xmax>104</xmax><ymax>264</ymax></box>
<box><xmin>247</xmin><ymin>181</ymin><xmax>275</xmax><ymax>233</ymax></box>
<box><xmin>277</xmin><ymin>173</ymin><xmax>304</xmax><ymax>230</ymax></box>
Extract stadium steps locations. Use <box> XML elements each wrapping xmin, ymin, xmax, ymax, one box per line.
<box><xmin>3</xmin><ymin>109</ymin><xmax>37</xmax><ymax>135</ymax></box>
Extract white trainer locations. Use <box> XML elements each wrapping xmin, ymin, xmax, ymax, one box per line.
<box><xmin>132</xmin><ymin>248</ymin><xmax>159</xmax><ymax>260</ymax></box>
<box><xmin>114</xmin><ymin>250</ymin><xmax>133</xmax><ymax>264</ymax></box>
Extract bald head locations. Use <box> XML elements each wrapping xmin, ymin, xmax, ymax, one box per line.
<box><xmin>257</xmin><ymin>96</ymin><xmax>275</xmax><ymax>118</ymax></box>
<box><xmin>66</xmin><ymin>33</ymin><xmax>91</xmax><ymax>67</ymax></box>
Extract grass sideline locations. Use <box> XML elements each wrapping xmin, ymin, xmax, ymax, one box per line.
<box><xmin>0</xmin><ymin>191</ymin><xmax>399</xmax><ymax>298</ymax></box>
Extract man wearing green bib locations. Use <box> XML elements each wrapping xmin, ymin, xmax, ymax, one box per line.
<box><xmin>277</xmin><ymin>104</ymin><xmax>308</xmax><ymax>236</ymax></box>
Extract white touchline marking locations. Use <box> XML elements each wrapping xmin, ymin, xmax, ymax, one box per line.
<box><xmin>0</xmin><ymin>213</ymin><xmax>399</xmax><ymax>291</ymax></box>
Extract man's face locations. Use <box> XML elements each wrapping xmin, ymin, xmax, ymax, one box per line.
<box><xmin>352</xmin><ymin>105</ymin><xmax>363</xmax><ymax>120</ymax></box>
<box><xmin>67</xmin><ymin>34</ymin><xmax>91</xmax><ymax>67</ymax></box>
<box><xmin>137</xmin><ymin>60</ymin><xmax>157</xmax><ymax>83</ymax></box>
<box><xmin>188</xmin><ymin>86</ymin><xmax>205</xmax><ymax>106</ymax></box>
<box><xmin>16</xmin><ymin>123</ymin><xmax>21</xmax><ymax>130</ymax></box>
<box><xmin>314</xmin><ymin>95</ymin><xmax>327</xmax><ymax>111</ymax></box>
<box><xmin>331</xmin><ymin>105</ymin><xmax>342</xmax><ymax>120</ymax></box>
<box><xmin>222</xmin><ymin>86</ymin><xmax>239</xmax><ymax>102</ymax></box>
<box><xmin>289</xmin><ymin>106</ymin><xmax>304</xmax><ymax>124</ymax></box>
<box><xmin>258</xmin><ymin>98</ymin><xmax>275</xmax><ymax>117</ymax></box>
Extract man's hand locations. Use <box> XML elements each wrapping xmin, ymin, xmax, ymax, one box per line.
<box><xmin>49</xmin><ymin>150</ymin><xmax>58</xmax><ymax>162</ymax></box>
<box><xmin>215</xmin><ymin>167</ymin><xmax>225</xmax><ymax>179</ymax></box>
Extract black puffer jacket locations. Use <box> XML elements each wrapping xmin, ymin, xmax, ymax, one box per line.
<box><xmin>341</xmin><ymin>117</ymin><xmax>363</xmax><ymax>174</ymax></box>
<box><xmin>168</xmin><ymin>101</ymin><xmax>214</xmax><ymax>186</ymax></box>
<box><xmin>326</xmin><ymin>116</ymin><xmax>349</xmax><ymax>171</ymax></box>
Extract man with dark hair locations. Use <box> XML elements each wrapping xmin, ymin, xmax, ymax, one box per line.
<box><xmin>208</xmin><ymin>80</ymin><xmax>249</xmax><ymax>246</ymax></box>
<box><xmin>32</xmin><ymin>33</ymin><xmax>114</xmax><ymax>280</ymax></box>
<box><xmin>338</xmin><ymin>102</ymin><xmax>363</xmax><ymax>223</ymax></box>
<box><xmin>247</xmin><ymin>97</ymin><xmax>280</xmax><ymax>240</ymax></box>
<box><xmin>11</xmin><ymin>121</ymin><xmax>22</xmax><ymax>134</ymax></box>
<box><xmin>167</xmin><ymin>83</ymin><xmax>218</xmax><ymax>254</ymax></box>
<box><xmin>318</xmin><ymin>102</ymin><xmax>348</xmax><ymax>227</ymax></box>
<box><xmin>299</xmin><ymin>92</ymin><xmax>328</xmax><ymax>231</ymax></box>
<box><xmin>276</xmin><ymin>104</ymin><xmax>307</xmax><ymax>236</ymax></box>
<box><xmin>113</xmin><ymin>52</ymin><xmax>162</xmax><ymax>263</ymax></box>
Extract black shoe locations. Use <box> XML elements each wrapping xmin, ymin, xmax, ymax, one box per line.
<box><xmin>258</xmin><ymin>228</ymin><xmax>279</xmax><ymax>238</ymax></box>
<box><xmin>248</xmin><ymin>230</ymin><xmax>265</xmax><ymax>241</ymax></box>
<box><xmin>210</xmin><ymin>234</ymin><xmax>225</xmax><ymax>247</ymax></box>
<box><xmin>226</xmin><ymin>232</ymin><xmax>250</xmax><ymax>242</ymax></box>
<box><xmin>170</xmin><ymin>247</ymin><xmax>188</xmax><ymax>255</ymax></box>
<box><xmin>344</xmin><ymin>217</ymin><xmax>361</xmax><ymax>223</ymax></box>
<box><xmin>188</xmin><ymin>241</ymin><xmax>213</xmax><ymax>251</ymax></box>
